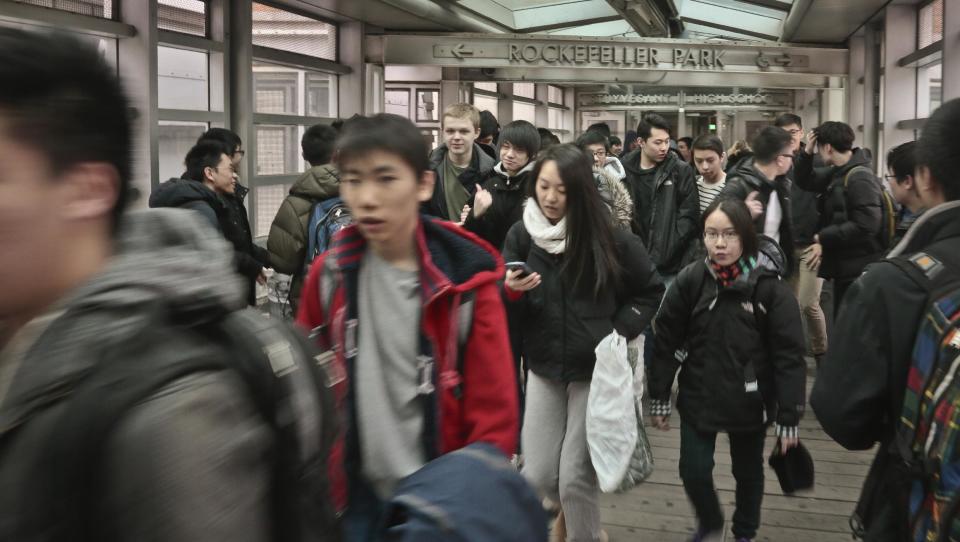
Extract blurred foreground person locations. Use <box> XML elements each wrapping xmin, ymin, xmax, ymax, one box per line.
<box><xmin>811</xmin><ymin>100</ymin><xmax>960</xmax><ymax>541</ymax></box>
<box><xmin>0</xmin><ymin>28</ymin><xmax>336</xmax><ymax>541</ymax></box>
<box><xmin>297</xmin><ymin>114</ymin><xmax>520</xmax><ymax>541</ymax></box>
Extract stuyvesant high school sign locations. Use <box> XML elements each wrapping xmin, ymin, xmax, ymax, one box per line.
<box><xmin>507</xmin><ymin>43</ymin><xmax>726</xmax><ymax>69</ymax></box>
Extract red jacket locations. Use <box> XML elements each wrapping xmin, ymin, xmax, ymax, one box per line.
<box><xmin>296</xmin><ymin>217</ymin><xmax>519</xmax><ymax>508</ymax></box>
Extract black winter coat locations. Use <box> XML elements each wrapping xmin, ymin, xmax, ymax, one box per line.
<box><xmin>149</xmin><ymin>179</ymin><xmax>269</xmax><ymax>305</ymax></box>
<box><xmin>621</xmin><ymin>151</ymin><xmax>700</xmax><ymax>275</ymax></box>
<box><xmin>649</xmin><ymin>258</ymin><xmax>807</xmax><ymax>433</ymax></box>
<box><xmin>795</xmin><ymin>148</ymin><xmax>883</xmax><ymax>279</ymax></box>
<box><xmin>788</xmin><ymin>144</ymin><xmax>823</xmax><ymax>247</ymax></box>
<box><xmin>502</xmin><ymin>222</ymin><xmax>665</xmax><ymax>382</ymax></box>
<box><xmin>721</xmin><ymin>159</ymin><xmax>796</xmax><ymax>277</ymax></box>
<box><xmin>810</xmin><ymin>202</ymin><xmax>960</xmax><ymax>541</ymax></box>
<box><xmin>425</xmin><ymin>143</ymin><xmax>496</xmax><ymax>221</ymax></box>
<box><xmin>464</xmin><ymin>162</ymin><xmax>535</xmax><ymax>251</ymax></box>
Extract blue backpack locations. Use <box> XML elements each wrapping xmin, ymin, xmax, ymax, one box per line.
<box><xmin>381</xmin><ymin>443</ymin><xmax>548</xmax><ymax>542</ymax></box>
<box><xmin>304</xmin><ymin>197</ymin><xmax>352</xmax><ymax>274</ymax></box>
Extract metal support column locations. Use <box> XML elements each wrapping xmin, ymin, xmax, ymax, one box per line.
<box><xmin>847</xmin><ymin>35</ymin><xmax>865</xmax><ymax>135</ymax></box>
<box><xmin>943</xmin><ymin>0</ymin><xmax>960</xmax><ymax>102</ymax></box>
<box><xmin>862</xmin><ymin>23</ymin><xmax>880</xmax><ymax>168</ymax></box>
<box><xmin>339</xmin><ymin>21</ymin><xmax>366</xmax><ymax>117</ymax></box>
<box><xmin>118</xmin><ymin>0</ymin><xmax>158</xmax><ymax>200</ymax></box>
<box><xmin>229</xmin><ymin>0</ymin><xmax>254</xmax><ymax>186</ymax></box>
<box><xmin>883</xmin><ymin>5</ymin><xmax>918</xmax><ymax>152</ymax></box>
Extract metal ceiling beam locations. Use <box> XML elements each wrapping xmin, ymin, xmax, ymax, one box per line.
<box><xmin>520</xmin><ymin>15</ymin><xmax>625</xmax><ymax>33</ymax></box>
<box><xmin>731</xmin><ymin>0</ymin><xmax>792</xmax><ymax>12</ymax></box>
<box><xmin>681</xmin><ymin>16</ymin><xmax>779</xmax><ymax>41</ymax></box>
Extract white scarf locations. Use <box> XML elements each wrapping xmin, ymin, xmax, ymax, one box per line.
<box><xmin>522</xmin><ymin>198</ymin><xmax>567</xmax><ymax>254</ymax></box>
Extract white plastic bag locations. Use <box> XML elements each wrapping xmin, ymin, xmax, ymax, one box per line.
<box><xmin>587</xmin><ymin>332</ymin><xmax>638</xmax><ymax>493</ymax></box>
<box><xmin>620</xmin><ymin>335</ymin><xmax>654</xmax><ymax>492</ymax></box>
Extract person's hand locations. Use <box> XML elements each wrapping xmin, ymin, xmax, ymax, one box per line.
<box><xmin>459</xmin><ymin>204</ymin><xmax>471</xmax><ymax>224</ymax></box>
<box><xmin>745</xmin><ymin>191</ymin><xmax>763</xmax><ymax>219</ymax></box>
<box><xmin>505</xmin><ymin>268</ymin><xmax>541</xmax><ymax>292</ymax></box>
<box><xmin>805</xmin><ymin>130</ymin><xmax>817</xmax><ymax>155</ymax></box>
<box><xmin>804</xmin><ymin>243</ymin><xmax>823</xmax><ymax>271</ymax></box>
<box><xmin>473</xmin><ymin>185</ymin><xmax>493</xmax><ymax>218</ymax></box>
<box><xmin>256</xmin><ymin>268</ymin><xmax>268</xmax><ymax>285</ymax></box>
<box><xmin>779</xmin><ymin>435</ymin><xmax>799</xmax><ymax>455</ymax></box>
<box><xmin>651</xmin><ymin>416</ymin><xmax>671</xmax><ymax>431</ymax></box>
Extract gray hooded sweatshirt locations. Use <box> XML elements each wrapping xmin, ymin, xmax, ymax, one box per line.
<box><xmin>0</xmin><ymin>209</ymin><xmax>275</xmax><ymax>541</ymax></box>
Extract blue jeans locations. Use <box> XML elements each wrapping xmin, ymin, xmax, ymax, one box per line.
<box><xmin>343</xmin><ymin>479</ymin><xmax>386</xmax><ymax>542</ymax></box>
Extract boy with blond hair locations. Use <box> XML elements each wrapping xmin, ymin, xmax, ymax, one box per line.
<box><xmin>425</xmin><ymin>103</ymin><xmax>495</xmax><ymax>221</ymax></box>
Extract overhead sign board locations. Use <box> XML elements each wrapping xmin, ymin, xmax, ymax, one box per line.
<box><xmin>369</xmin><ymin>34</ymin><xmax>842</xmax><ymax>75</ymax></box>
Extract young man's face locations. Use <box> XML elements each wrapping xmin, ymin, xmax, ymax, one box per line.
<box><xmin>639</xmin><ymin>127</ymin><xmax>670</xmax><ymax>165</ymax></box>
<box><xmin>611</xmin><ymin>142</ymin><xmax>623</xmax><ymax>155</ymax></box>
<box><xmin>693</xmin><ymin>148</ymin><xmax>724</xmax><ymax>182</ymax></box>
<box><xmin>775</xmin><ymin>143</ymin><xmax>795</xmax><ymax>176</ymax></box>
<box><xmin>478</xmin><ymin>134</ymin><xmax>495</xmax><ymax>146</ymax></box>
<box><xmin>0</xmin><ymin>121</ymin><xmax>116</xmax><ymax>321</ymax></box>
<box><xmin>887</xmin><ymin>167</ymin><xmax>917</xmax><ymax>209</ymax></box>
<box><xmin>500</xmin><ymin>141</ymin><xmax>530</xmax><ymax>175</ymax></box>
<box><xmin>339</xmin><ymin>150</ymin><xmax>434</xmax><ymax>246</ymax></box>
<box><xmin>443</xmin><ymin>116</ymin><xmax>479</xmax><ymax>161</ymax></box>
<box><xmin>585</xmin><ymin>142</ymin><xmax>607</xmax><ymax>168</ymax></box>
<box><xmin>205</xmin><ymin>153</ymin><xmax>237</xmax><ymax>195</ymax></box>
<box><xmin>781</xmin><ymin>123</ymin><xmax>803</xmax><ymax>154</ymax></box>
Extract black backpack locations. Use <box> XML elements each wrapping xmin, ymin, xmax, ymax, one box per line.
<box><xmin>21</xmin><ymin>308</ymin><xmax>340</xmax><ymax>542</ymax></box>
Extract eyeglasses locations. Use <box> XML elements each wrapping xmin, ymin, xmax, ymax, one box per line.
<box><xmin>592</xmin><ymin>150</ymin><xmax>607</xmax><ymax>157</ymax></box>
<box><xmin>786</xmin><ymin>129</ymin><xmax>802</xmax><ymax>136</ymax></box>
<box><xmin>704</xmin><ymin>231</ymin><xmax>740</xmax><ymax>243</ymax></box>
<box><xmin>233</xmin><ymin>150</ymin><xmax>246</xmax><ymax>159</ymax></box>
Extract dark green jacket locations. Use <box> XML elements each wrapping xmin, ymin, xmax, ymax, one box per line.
<box><xmin>266</xmin><ymin>164</ymin><xmax>339</xmax><ymax>308</ymax></box>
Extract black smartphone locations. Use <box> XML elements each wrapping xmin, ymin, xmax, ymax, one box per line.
<box><xmin>505</xmin><ymin>261</ymin><xmax>534</xmax><ymax>279</ymax></box>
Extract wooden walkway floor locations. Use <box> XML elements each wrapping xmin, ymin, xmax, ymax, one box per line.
<box><xmin>599</xmin><ymin>368</ymin><xmax>875</xmax><ymax>541</ymax></box>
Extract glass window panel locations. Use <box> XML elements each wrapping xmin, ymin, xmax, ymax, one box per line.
<box><xmin>256</xmin><ymin>124</ymin><xmax>303</xmax><ymax>175</ymax></box>
<box><xmin>548</xmin><ymin>107</ymin><xmax>564</xmax><ymax>131</ymax></box>
<box><xmin>255</xmin><ymin>184</ymin><xmax>290</xmax><ymax>237</ymax></box>
<box><xmin>253</xmin><ymin>61</ymin><xmax>337</xmax><ymax>117</ymax></box>
<box><xmin>548</xmin><ymin>85</ymin><xmax>564</xmax><ymax>105</ymax></box>
<box><xmin>513</xmin><ymin>82</ymin><xmax>535</xmax><ymax>99</ymax></box>
<box><xmin>252</xmin><ymin>2</ymin><xmax>336</xmax><ymax>61</ymax></box>
<box><xmin>473</xmin><ymin>94</ymin><xmax>498</xmax><ymax>115</ymax></box>
<box><xmin>385</xmin><ymin>89</ymin><xmax>410</xmax><ymax>118</ymax></box>
<box><xmin>158</xmin><ymin>46</ymin><xmax>209</xmax><ymax>111</ymax></box>
<box><xmin>474</xmin><ymin>82</ymin><xmax>498</xmax><ymax>93</ymax></box>
<box><xmin>917</xmin><ymin>62</ymin><xmax>942</xmax><ymax>118</ymax></box>
<box><xmin>919</xmin><ymin>0</ymin><xmax>944</xmax><ymax>49</ymax></box>
<box><xmin>13</xmin><ymin>0</ymin><xmax>113</xmax><ymax>18</ymax></box>
<box><xmin>417</xmin><ymin>89</ymin><xmax>439</xmax><ymax>122</ymax></box>
<box><xmin>158</xmin><ymin>121</ymin><xmax>208</xmax><ymax>183</ymax></box>
<box><xmin>513</xmin><ymin>102</ymin><xmax>536</xmax><ymax>124</ymax></box>
<box><xmin>158</xmin><ymin>0</ymin><xmax>206</xmax><ymax>37</ymax></box>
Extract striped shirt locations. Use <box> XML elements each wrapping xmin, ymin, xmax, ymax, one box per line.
<box><xmin>697</xmin><ymin>176</ymin><xmax>726</xmax><ymax>214</ymax></box>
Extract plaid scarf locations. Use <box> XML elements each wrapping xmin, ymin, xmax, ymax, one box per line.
<box><xmin>710</xmin><ymin>256</ymin><xmax>757</xmax><ymax>288</ymax></box>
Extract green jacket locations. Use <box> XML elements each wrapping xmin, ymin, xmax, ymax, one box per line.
<box><xmin>267</xmin><ymin>164</ymin><xmax>339</xmax><ymax>307</ymax></box>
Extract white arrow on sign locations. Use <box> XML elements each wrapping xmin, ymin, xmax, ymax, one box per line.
<box><xmin>451</xmin><ymin>43</ymin><xmax>475</xmax><ymax>59</ymax></box>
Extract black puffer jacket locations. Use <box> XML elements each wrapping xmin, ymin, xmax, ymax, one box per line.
<box><xmin>810</xmin><ymin>202</ymin><xmax>960</xmax><ymax>541</ymax></box>
<box><xmin>621</xmin><ymin>150</ymin><xmax>700</xmax><ymax>275</ymax></box>
<box><xmin>788</xmin><ymin>145</ymin><xmax>824</xmax><ymax>247</ymax></box>
<box><xmin>721</xmin><ymin>159</ymin><xmax>796</xmax><ymax>277</ymax></box>
<box><xmin>649</xmin><ymin>253</ymin><xmax>807</xmax><ymax>433</ymax></box>
<box><xmin>149</xmin><ymin>179</ymin><xmax>269</xmax><ymax>305</ymax></box>
<box><xmin>463</xmin><ymin>161</ymin><xmax>535</xmax><ymax>251</ymax></box>
<box><xmin>795</xmin><ymin>148</ymin><xmax>883</xmax><ymax>279</ymax></box>
<box><xmin>425</xmin><ymin>143</ymin><xmax>496</xmax><ymax>221</ymax></box>
<box><xmin>501</xmin><ymin>221</ymin><xmax>665</xmax><ymax>382</ymax></box>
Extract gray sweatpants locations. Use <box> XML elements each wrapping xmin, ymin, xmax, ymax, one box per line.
<box><xmin>521</xmin><ymin>372</ymin><xmax>601</xmax><ymax>542</ymax></box>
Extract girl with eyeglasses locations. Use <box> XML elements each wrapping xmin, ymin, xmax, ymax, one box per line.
<box><xmin>648</xmin><ymin>197</ymin><xmax>807</xmax><ymax>542</ymax></box>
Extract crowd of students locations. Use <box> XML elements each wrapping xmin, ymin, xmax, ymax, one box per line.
<box><xmin>5</xmin><ymin>26</ymin><xmax>960</xmax><ymax>542</ymax></box>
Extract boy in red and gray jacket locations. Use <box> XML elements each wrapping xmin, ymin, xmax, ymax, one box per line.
<box><xmin>296</xmin><ymin>114</ymin><xmax>519</xmax><ymax>541</ymax></box>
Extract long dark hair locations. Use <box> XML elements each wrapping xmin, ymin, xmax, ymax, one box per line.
<box><xmin>529</xmin><ymin>144</ymin><xmax>622</xmax><ymax>296</ymax></box>
<box><xmin>702</xmin><ymin>197</ymin><xmax>759</xmax><ymax>259</ymax></box>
